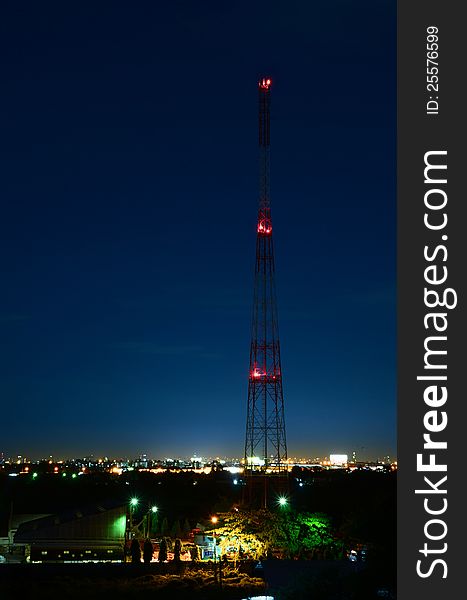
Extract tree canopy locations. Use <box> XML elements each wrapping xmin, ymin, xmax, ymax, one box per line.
<box><xmin>208</xmin><ymin>509</ymin><xmax>336</xmax><ymax>559</ymax></box>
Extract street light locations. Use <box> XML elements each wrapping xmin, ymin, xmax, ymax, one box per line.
<box><xmin>147</xmin><ymin>505</ymin><xmax>158</xmax><ymax>538</ymax></box>
<box><xmin>278</xmin><ymin>496</ymin><xmax>288</xmax><ymax>507</ymax></box>
<box><xmin>211</xmin><ymin>516</ymin><xmax>218</xmax><ymax>557</ymax></box>
<box><xmin>210</xmin><ymin>517</ymin><xmax>219</xmax><ymax>585</ymax></box>
<box><xmin>127</xmin><ymin>497</ymin><xmax>139</xmax><ymax>552</ymax></box>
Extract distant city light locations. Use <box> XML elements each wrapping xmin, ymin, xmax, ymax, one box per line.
<box><xmin>246</xmin><ymin>456</ymin><xmax>265</xmax><ymax>467</ymax></box>
<box><xmin>0</xmin><ymin>452</ymin><xmax>396</xmax><ymax>486</ymax></box>
<box><xmin>211</xmin><ymin>516</ymin><xmax>218</xmax><ymax>524</ymax></box>
<box><xmin>278</xmin><ymin>496</ymin><xmax>288</xmax><ymax>507</ymax></box>
<box><xmin>224</xmin><ymin>466</ymin><xmax>242</xmax><ymax>474</ymax></box>
<box><xmin>151</xmin><ymin>506</ymin><xmax>158</xmax><ymax>513</ymax></box>
<box><xmin>130</xmin><ymin>497</ymin><xmax>139</xmax><ymax>507</ymax></box>
<box><xmin>330</xmin><ymin>454</ymin><xmax>348</xmax><ymax>466</ymax></box>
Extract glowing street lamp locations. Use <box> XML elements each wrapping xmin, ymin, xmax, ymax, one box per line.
<box><xmin>127</xmin><ymin>497</ymin><xmax>139</xmax><ymax>546</ymax></box>
<box><xmin>278</xmin><ymin>496</ymin><xmax>288</xmax><ymax>507</ymax></box>
<box><xmin>147</xmin><ymin>505</ymin><xmax>158</xmax><ymax>537</ymax></box>
<box><xmin>210</xmin><ymin>517</ymin><xmax>219</xmax><ymax>581</ymax></box>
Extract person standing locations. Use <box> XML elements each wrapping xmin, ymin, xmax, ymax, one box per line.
<box><xmin>143</xmin><ymin>538</ymin><xmax>153</xmax><ymax>564</ymax></box>
<box><xmin>130</xmin><ymin>537</ymin><xmax>141</xmax><ymax>563</ymax></box>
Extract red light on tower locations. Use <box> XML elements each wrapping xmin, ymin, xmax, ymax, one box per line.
<box><xmin>252</xmin><ymin>369</ymin><xmax>261</xmax><ymax>379</ymax></box>
<box><xmin>259</xmin><ymin>77</ymin><xmax>272</xmax><ymax>90</ymax></box>
<box><xmin>257</xmin><ymin>218</ymin><xmax>272</xmax><ymax>234</ymax></box>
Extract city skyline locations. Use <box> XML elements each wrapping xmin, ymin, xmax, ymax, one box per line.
<box><xmin>1</xmin><ymin>450</ymin><xmax>396</xmax><ymax>465</ymax></box>
<box><xmin>1</xmin><ymin>2</ymin><xmax>396</xmax><ymax>460</ymax></box>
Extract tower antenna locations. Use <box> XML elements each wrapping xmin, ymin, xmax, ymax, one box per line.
<box><xmin>244</xmin><ymin>77</ymin><xmax>288</xmax><ymax>507</ymax></box>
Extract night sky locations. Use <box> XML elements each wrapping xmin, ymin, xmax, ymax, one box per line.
<box><xmin>1</xmin><ymin>1</ymin><xmax>396</xmax><ymax>460</ymax></box>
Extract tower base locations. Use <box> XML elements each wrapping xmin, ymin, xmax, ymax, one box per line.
<box><xmin>241</xmin><ymin>472</ymin><xmax>289</xmax><ymax>509</ymax></box>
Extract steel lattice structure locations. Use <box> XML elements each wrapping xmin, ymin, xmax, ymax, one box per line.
<box><xmin>244</xmin><ymin>78</ymin><xmax>287</xmax><ymax>477</ymax></box>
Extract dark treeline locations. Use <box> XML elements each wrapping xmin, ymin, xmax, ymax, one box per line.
<box><xmin>0</xmin><ymin>469</ymin><xmax>240</xmax><ymax>534</ymax></box>
<box><xmin>1</xmin><ymin>468</ymin><xmax>395</xmax><ymax>556</ymax></box>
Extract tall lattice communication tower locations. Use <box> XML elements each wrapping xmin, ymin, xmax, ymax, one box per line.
<box><xmin>244</xmin><ymin>78</ymin><xmax>288</xmax><ymax>491</ymax></box>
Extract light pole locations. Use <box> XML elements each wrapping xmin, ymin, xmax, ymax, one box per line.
<box><xmin>147</xmin><ymin>505</ymin><xmax>158</xmax><ymax>538</ymax></box>
<box><xmin>126</xmin><ymin>497</ymin><xmax>139</xmax><ymax>562</ymax></box>
<box><xmin>211</xmin><ymin>516</ymin><xmax>221</xmax><ymax>588</ymax></box>
<box><xmin>129</xmin><ymin>497</ymin><xmax>139</xmax><ymax>534</ymax></box>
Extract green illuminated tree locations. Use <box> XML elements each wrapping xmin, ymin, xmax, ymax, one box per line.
<box><xmin>211</xmin><ymin>509</ymin><xmax>334</xmax><ymax>560</ymax></box>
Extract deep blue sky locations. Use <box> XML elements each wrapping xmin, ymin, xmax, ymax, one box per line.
<box><xmin>0</xmin><ymin>1</ymin><xmax>396</xmax><ymax>460</ymax></box>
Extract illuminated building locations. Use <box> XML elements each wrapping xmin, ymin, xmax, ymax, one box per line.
<box><xmin>13</xmin><ymin>502</ymin><xmax>127</xmax><ymax>563</ymax></box>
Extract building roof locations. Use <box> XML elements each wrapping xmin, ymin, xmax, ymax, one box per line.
<box><xmin>14</xmin><ymin>501</ymin><xmax>127</xmax><ymax>544</ymax></box>
<box><xmin>10</xmin><ymin>514</ymin><xmax>52</xmax><ymax>531</ymax></box>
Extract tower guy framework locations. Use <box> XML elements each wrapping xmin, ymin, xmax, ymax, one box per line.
<box><xmin>244</xmin><ymin>78</ymin><xmax>288</xmax><ymax>485</ymax></box>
